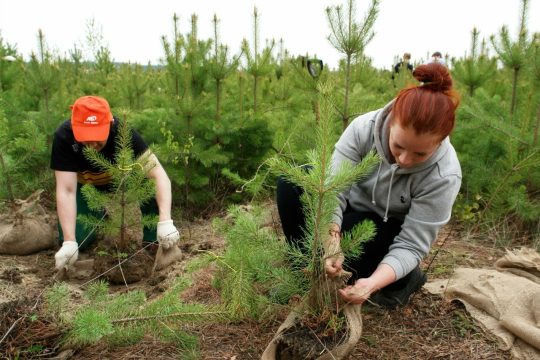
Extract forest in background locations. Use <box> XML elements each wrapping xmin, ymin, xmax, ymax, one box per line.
<box><xmin>0</xmin><ymin>0</ymin><xmax>538</xmax><ymax>246</ymax></box>
<box><xmin>1</xmin><ymin>0</ymin><xmax>540</xmax><ymax>358</ymax></box>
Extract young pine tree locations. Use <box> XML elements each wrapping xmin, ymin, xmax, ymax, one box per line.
<box><xmin>490</xmin><ymin>0</ymin><xmax>532</xmax><ymax>116</ymax></box>
<box><xmin>269</xmin><ymin>81</ymin><xmax>379</xmax><ymax>318</ymax></box>
<box><xmin>242</xmin><ymin>7</ymin><xmax>275</xmax><ymax>114</ymax></box>
<box><xmin>24</xmin><ymin>29</ymin><xmax>61</xmax><ymax>140</ymax></box>
<box><xmin>453</xmin><ymin>28</ymin><xmax>497</xmax><ymax>97</ymax></box>
<box><xmin>207</xmin><ymin>14</ymin><xmax>240</xmax><ymax>122</ymax></box>
<box><xmin>0</xmin><ymin>98</ymin><xmax>49</xmax><ymax>203</ymax></box>
<box><xmin>79</xmin><ymin>115</ymin><xmax>157</xmax><ymax>251</ymax></box>
<box><xmin>326</xmin><ymin>0</ymin><xmax>379</xmax><ymax>130</ymax></box>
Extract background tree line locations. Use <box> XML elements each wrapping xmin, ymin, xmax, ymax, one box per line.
<box><xmin>0</xmin><ymin>0</ymin><xmax>538</xmax><ymax>245</ymax></box>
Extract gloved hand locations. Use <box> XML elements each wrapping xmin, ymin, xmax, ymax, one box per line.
<box><xmin>55</xmin><ymin>241</ymin><xmax>79</xmax><ymax>270</ymax></box>
<box><xmin>157</xmin><ymin>220</ymin><xmax>180</xmax><ymax>250</ymax></box>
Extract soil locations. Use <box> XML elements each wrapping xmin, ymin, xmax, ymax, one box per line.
<box><xmin>0</xmin><ymin>206</ymin><xmax>516</xmax><ymax>359</ymax></box>
<box><xmin>0</xmin><ymin>298</ymin><xmax>64</xmax><ymax>358</ymax></box>
<box><xmin>275</xmin><ymin>321</ymin><xmax>347</xmax><ymax>359</ymax></box>
<box><xmin>93</xmin><ymin>245</ymin><xmax>154</xmax><ymax>284</ymax></box>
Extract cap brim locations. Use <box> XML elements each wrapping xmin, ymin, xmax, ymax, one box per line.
<box><xmin>72</xmin><ymin>123</ymin><xmax>110</xmax><ymax>142</ymax></box>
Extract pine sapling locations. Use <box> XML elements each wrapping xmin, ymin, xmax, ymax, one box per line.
<box><xmin>79</xmin><ymin>114</ymin><xmax>156</xmax><ymax>252</ymax></box>
<box><xmin>270</xmin><ymin>80</ymin><xmax>378</xmax><ymax>318</ymax></box>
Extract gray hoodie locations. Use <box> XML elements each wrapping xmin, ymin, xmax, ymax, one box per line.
<box><xmin>331</xmin><ymin>101</ymin><xmax>462</xmax><ymax>280</ymax></box>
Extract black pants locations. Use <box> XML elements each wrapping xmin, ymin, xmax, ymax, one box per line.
<box><xmin>276</xmin><ymin>177</ymin><xmax>415</xmax><ymax>291</ymax></box>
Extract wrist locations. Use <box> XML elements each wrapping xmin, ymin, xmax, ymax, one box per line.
<box><xmin>356</xmin><ymin>277</ymin><xmax>380</xmax><ymax>294</ymax></box>
<box><xmin>158</xmin><ymin>212</ymin><xmax>172</xmax><ymax>222</ymax></box>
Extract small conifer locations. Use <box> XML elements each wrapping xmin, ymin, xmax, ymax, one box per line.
<box><xmin>79</xmin><ymin>115</ymin><xmax>157</xmax><ymax>251</ymax></box>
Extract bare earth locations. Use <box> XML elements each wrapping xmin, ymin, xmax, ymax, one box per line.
<box><xmin>0</xmin><ymin>214</ymin><xmax>513</xmax><ymax>359</ymax></box>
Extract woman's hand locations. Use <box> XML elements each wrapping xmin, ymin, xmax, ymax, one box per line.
<box><xmin>338</xmin><ymin>278</ymin><xmax>379</xmax><ymax>305</ymax></box>
<box><xmin>324</xmin><ymin>223</ymin><xmax>344</xmax><ymax>277</ymax></box>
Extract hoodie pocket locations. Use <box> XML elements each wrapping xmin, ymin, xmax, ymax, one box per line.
<box><xmin>393</xmin><ymin>191</ymin><xmax>411</xmax><ymax>215</ymax></box>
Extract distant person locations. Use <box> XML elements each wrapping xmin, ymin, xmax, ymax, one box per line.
<box><xmin>430</xmin><ymin>51</ymin><xmax>446</xmax><ymax>66</ymax></box>
<box><xmin>51</xmin><ymin>96</ymin><xmax>181</xmax><ymax>270</ymax></box>
<box><xmin>392</xmin><ymin>53</ymin><xmax>414</xmax><ymax>88</ymax></box>
<box><xmin>392</xmin><ymin>53</ymin><xmax>413</xmax><ymax>79</ymax></box>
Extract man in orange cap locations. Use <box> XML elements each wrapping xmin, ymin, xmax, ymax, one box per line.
<box><xmin>50</xmin><ymin>95</ymin><xmax>180</xmax><ymax>270</ymax></box>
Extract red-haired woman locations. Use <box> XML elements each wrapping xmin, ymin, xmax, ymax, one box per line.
<box><xmin>277</xmin><ymin>62</ymin><xmax>461</xmax><ymax>308</ymax></box>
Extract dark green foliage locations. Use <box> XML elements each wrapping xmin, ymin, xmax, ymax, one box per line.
<box><xmin>242</xmin><ymin>7</ymin><xmax>275</xmax><ymax>114</ymax></box>
<box><xmin>23</xmin><ymin>30</ymin><xmax>63</xmax><ymax>140</ymax></box>
<box><xmin>212</xmin><ymin>205</ymin><xmax>304</xmax><ymax>320</ymax></box>
<box><xmin>0</xmin><ymin>36</ymin><xmax>19</xmax><ymax>94</ymax></box>
<box><xmin>490</xmin><ymin>0</ymin><xmax>533</xmax><ymax>115</ymax></box>
<box><xmin>45</xmin><ymin>279</ymin><xmax>206</xmax><ymax>355</ymax></box>
<box><xmin>79</xmin><ymin>117</ymin><xmax>157</xmax><ymax>249</ymax></box>
<box><xmin>117</xmin><ymin>63</ymin><xmax>150</xmax><ymax>110</ymax></box>
<box><xmin>0</xmin><ymin>99</ymin><xmax>50</xmax><ymax>202</ymax></box>
<box><xmin>453</xmin><ymin>89</ymin><xmax>540</xmax><ymax>233</ymax></box>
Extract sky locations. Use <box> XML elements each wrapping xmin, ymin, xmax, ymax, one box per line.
<box><xmin>1</xmin><ymin>0</ymin><xmax>539</xmax><ymax>70</ymax></box>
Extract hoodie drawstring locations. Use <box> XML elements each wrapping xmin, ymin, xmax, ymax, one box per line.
<box><xmin>371</xmin><ymin>162</ymin><xmax>399</xmax><ymax>223</ymax></box>
<box><xmin>383</xmin><ymin>164</ymin><xmax>399</xmax><ymax>222</ymax></box>
<box><xmin>371</xmin><ymin>161</ymin><xmax>383</xmax><ymax>206</ymax></box>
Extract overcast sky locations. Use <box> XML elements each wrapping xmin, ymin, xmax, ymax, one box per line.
<box><xmin>1</xmin><ymin>0</ymin><xmax>539</xmax><ymax>70</ymax></box>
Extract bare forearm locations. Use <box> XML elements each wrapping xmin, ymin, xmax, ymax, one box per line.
<box><xmin>143</xmin><ymin>153</ymin><xmax>173</xmax><ymax>221</ymax></box>
<box><xmin>56</xmin><ymin>187</ymin><xmax>77</xmax><ymax>241</ymax></box>
<box><xmin>368</xmin><ymin>263</ymin><xmax>397</xmax><ymax>290</ymax></box>
<box><xmin>155</xmin><ymin>169</ymin><xmax>172</xmax><ymax>221</ymax></box>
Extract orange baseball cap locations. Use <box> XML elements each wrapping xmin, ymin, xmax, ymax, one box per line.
<box><xmin>70</xmin><ymin>96</ymin><xmax>113</xmax><ymax>142</ymax></box>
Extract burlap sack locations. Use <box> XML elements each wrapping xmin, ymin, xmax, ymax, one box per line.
<box><xmin>0</xmin><ymin>191</ymin><xmax>56</xmax><ymax>255</ymax></box>
<box><xmin>424</xmin><ymin>247</ymin><xmax>540</xmax><ymax>360</ymax></box>
<box><xmin>261</xmin><ymin>302</ymin><xmax>363</xmax><ymax>360</ymax></box>
<box><xmin>494</xmin><ymin>247</ymin><xmax>540</xmax><ymax>284</ymax></box>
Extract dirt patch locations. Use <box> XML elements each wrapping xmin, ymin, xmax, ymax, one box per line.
<box><xmin>191</xmin><ymin>291</ymin><xmax>510</xmax><ymax>359</ymax></box>
<box><xmin>423</xmin><ymin>224</ymin><xmax>506</xmax><ymax>279</ymax></box>
<box><xmin>0</xmin><ymin>298</ymin><xmax>63</xmax><ymax>358</ymax></box>
<box><xmin>72</xmin><ymin>335</ymin><xmax>184</xmax><ymax>359</ymax></box>
<box><xmin>275</xmin><ymin>321</ymin><xmax>347</xmax><ymax>359</ymax></box>
<box><xmin>0</xmin><ymin>214</ymin><xmax>517</xmax><ymax>359</ymax></box>
<box><xmin>350</xmin><ymin>292</ymin><xmax>510</xmax><ymax>359</ymax></box>
<box><xmin>0</xmin><ymin>250</ymin><xmax>56</xmax><ymax>305</ymax></box>
<box><xmin>93</xmin><ymin>245</ymin><xmax>154</xmax><ymax>285</ymax></box>
<box><xmin>181</xmin><ymin>264</ymin><xmax>221</xmax><ymax>305</ymax></box>
<box><xmin>1</xmin><ymin>267</ymin><xmax>22</xmax><ymax>284</ymax></box>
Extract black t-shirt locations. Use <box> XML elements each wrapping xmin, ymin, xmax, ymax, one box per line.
<box><xmin>50</xmin><ymin>118</ymin><xmax>149</xmax><ymax>187</ymax></box>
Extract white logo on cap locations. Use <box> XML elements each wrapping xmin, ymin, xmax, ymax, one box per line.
<box><xmin>85</xmin><ymin>115</ymin><xmax>98</xmax><ymax>124</ymax></box>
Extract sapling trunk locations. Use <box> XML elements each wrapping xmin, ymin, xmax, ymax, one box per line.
<box><xmin>119</xmin><ymin>177</ymin><xmax>126</xmax><ymax>249</ymax></box>
<box><xmin>534</xmin><ymin>102</ymin><xmax>540</xmax><ymax>147</ymax></box>
<box><xmin>239</xmin><ymin>72</ymin><xmax>245</xmax><ymax>125</ymax></box>
<box><xmin>511</xmin><ymin>68</ymin><xmax>519</xmax><ymax>116</ymax></box>
<box><xmin>264</xmin><ymin>80</ymin><xmax>379</xmax><ymax>359</ymax></box>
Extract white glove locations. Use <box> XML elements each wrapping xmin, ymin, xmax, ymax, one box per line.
<box><xmin>55</xmin><ymin>241</ymin><xmax>79</xmax><ymax>270</ymax></box>
<box><xmin>157</xmin><ymin>220</ymin><xmax>180</xmax><ymax>250</ymax></box>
